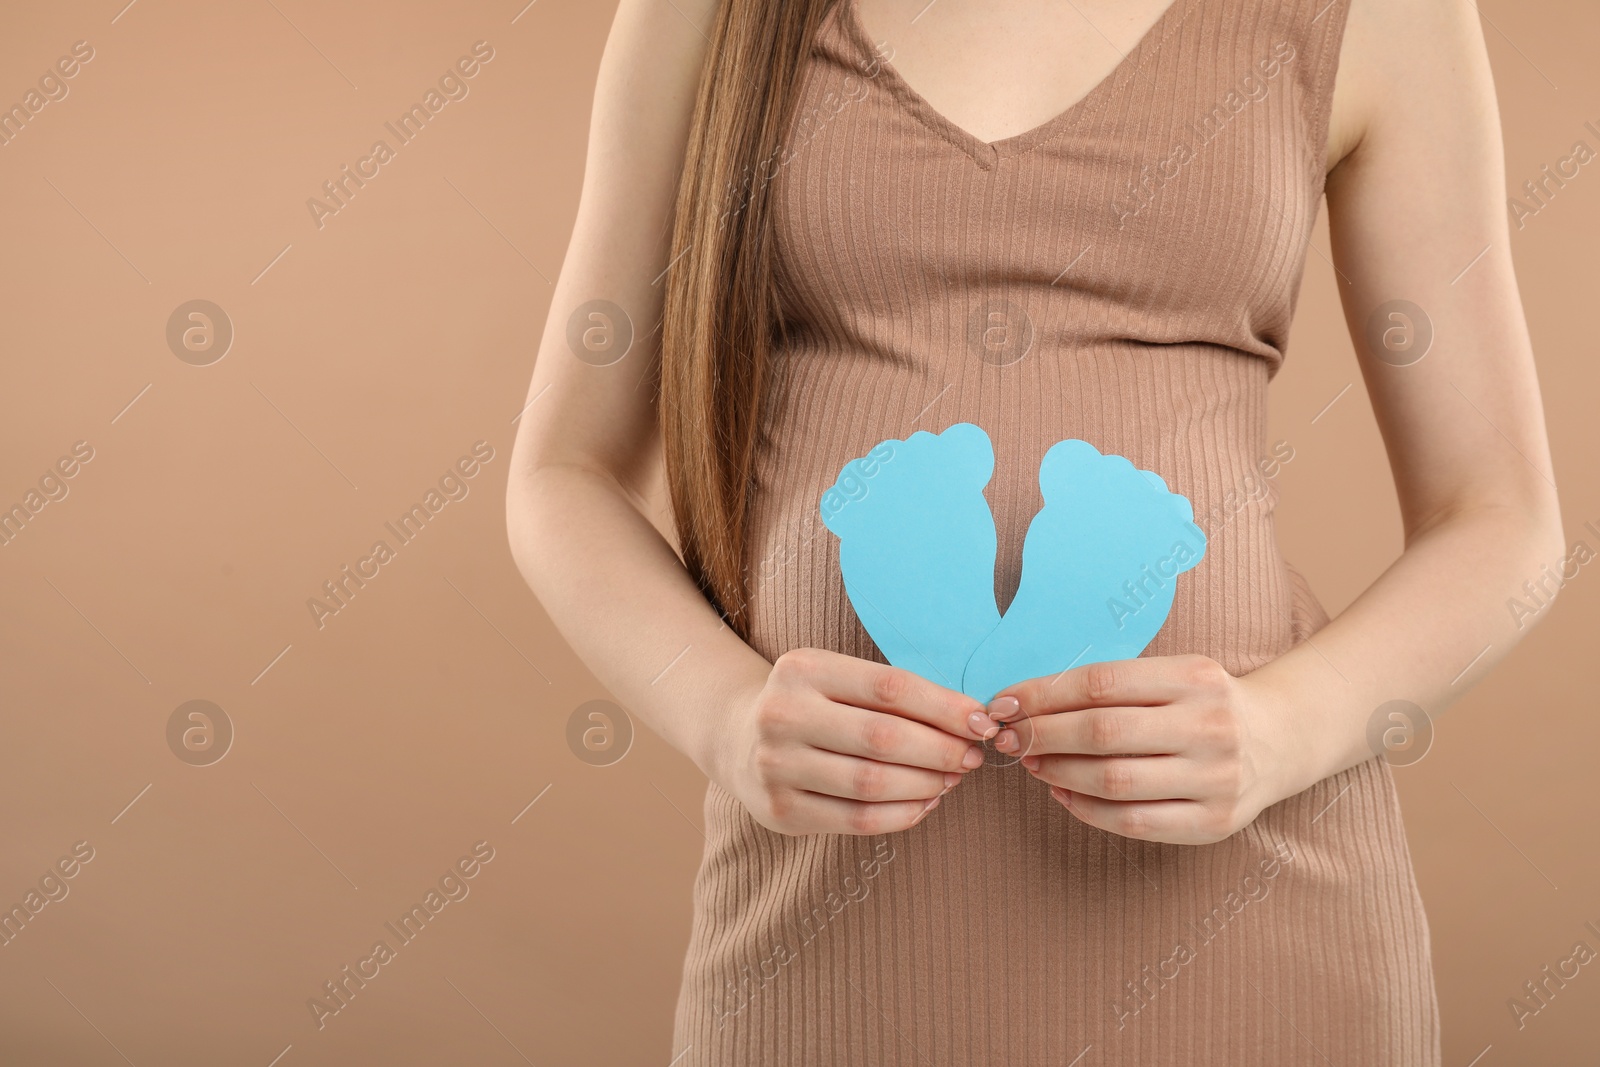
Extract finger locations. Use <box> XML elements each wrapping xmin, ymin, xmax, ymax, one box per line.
<box><xmin>776</xmin><ymin>790</ymin><xmax>944</xmax><ymax>836</ymax></box>
<box><xmin>992</xmin><ymin>656</ymin><xmax>1223</xmax><ymax>720</ymax></box>
<box><xmin>1022</xmin><ymin>754</ymin><xmax>1204</xmax><ymax>801</ymax></box>
<box><xmin>793</xmin><ymin>749</ymin><xmax>961</xmax><ymax>803</ymax></box>
<box><xmin>1048</xmin><ymin>787</ymin><xmax>1214</xmax><ymax>844</ymax></box>
<box><xmin>797</xmin><ymin>649</ymin><xmax>997</xmax><ymax>741</ymax></box>
<box><xmin>798</xmin><ymin>699</ymin><xmax>986</xmax><ymax>774</ymax></box>
<box><xmin>999</xmin><ymin>705</ymin><xmax>1189</xmax><ymax>757</ymax></box>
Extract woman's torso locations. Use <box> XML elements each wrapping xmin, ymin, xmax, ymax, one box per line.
<box><xmin>673</xmin><ymin>0</ymin><xmax>1439</xmax><ymax>1062</ymax></box>
<box><xmin>752</xmin><ymin>0</ymin><xmax>1332</xmax><ymax>678</ymax></box>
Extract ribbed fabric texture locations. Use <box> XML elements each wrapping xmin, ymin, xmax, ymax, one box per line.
<box><xmin>671</xmin><ymin>0</ymin><xmax>1441</xmax><ymax>1062</ymax></box>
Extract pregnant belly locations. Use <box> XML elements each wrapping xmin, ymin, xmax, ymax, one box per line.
<box><xmin>743</xmin><ymin>380</ymin><xmax>1306</xmax><ymax>680</ymax></box>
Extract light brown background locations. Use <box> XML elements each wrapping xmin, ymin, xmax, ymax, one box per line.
<box><xmin>0</xmin><ymin>1</ymin><xmax>1595</xmax><ymax>1063</ymax></box>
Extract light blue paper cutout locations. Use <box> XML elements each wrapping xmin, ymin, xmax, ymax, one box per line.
<box><xmin>819</xmin><ymin>425</ymin><xmax>1207</xmax><ymax>704</ymax></box>
<box><xmin>819</xmin><ymin>423</ymin><xmax>1002</xmax><ymax>692</ymax></box>
<box><xmin>960</xmin><ymin>438</ymin><xmax>1207</xmax><ymax>703</ymax></box>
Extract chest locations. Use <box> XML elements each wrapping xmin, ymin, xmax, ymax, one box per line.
<box><xmin>853</xmin><ymin>0</ymin><xmax>1190</xmax><ymax>147</ymax></box>
<box><xmin>850</xmin><ymin>0</ymin><xmax>1354</xmax><ymax>173</ymax></box>
<box><xmin>770</xmin><ymin>0</ymin><xmax>1335</xmax><ymax>358</ymax></box>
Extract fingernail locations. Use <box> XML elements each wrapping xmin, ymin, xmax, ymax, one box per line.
<box><xmin>988</xmin><ymin>696</ymin><xmax>1021</xmax><ymax>722</ymax></box>
<box><xmin>967</xmin><ymin>711</ymin><xmax>1000</xmax><ymax>739</ymax></box>
<box><xmin>915</xmin><ymin>795</ymin><xmax>941</xmax><ymax>823</ymax></box>
<box><xmin>943</xmin><ymin>773</ymin><xmax>961</xmax><ymax>791</ymax></box>
<box><xmin>1021</xmin><ymin>755</ymin><xmax>1040</xmax><ymax>771</ymax></box>
<box><xmin>995</xmin><ymin>729</ymin><xmax>1017</xmax><ymax>752</ymax></box>
<box><xmin>961</xmin><ymin>746</ymin><xmax>985</xmax><ymax>770</ymax></box>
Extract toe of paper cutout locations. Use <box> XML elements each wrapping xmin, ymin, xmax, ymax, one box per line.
<box><xmin>820</xmin><ymin>422</ymin><xmax>994</xmax><ymax>536</ymax></box>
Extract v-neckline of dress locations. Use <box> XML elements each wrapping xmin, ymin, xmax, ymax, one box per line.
<box><xmin>838</xmin><ymin>0</ymin><xmax>1194</xmax><ymax>169</ymax></box>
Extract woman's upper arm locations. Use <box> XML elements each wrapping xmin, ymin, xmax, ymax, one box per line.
<box><xmin>1324</xmin><ymin>0</ymin><xmax>1561</xmax><ymax>538</ymax></box>
<box><xmin>512</xmin><ymin>0</ymin><xmax>718</xmax><ymax>488</ymax></box>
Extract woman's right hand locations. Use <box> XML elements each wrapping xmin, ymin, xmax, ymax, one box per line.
<box><xmin>713</xmin><ymin>648</ymin><xmax>1002</xmax><ymax>836</ymax></box>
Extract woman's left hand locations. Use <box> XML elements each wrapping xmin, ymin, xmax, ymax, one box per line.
<box><xmin>988</xmin><ymin>655</ymin><xmax>1304</xmax><ymax>845</ymax></box>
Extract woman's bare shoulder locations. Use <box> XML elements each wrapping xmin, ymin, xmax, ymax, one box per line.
<box><xmin>1326</xmin><ymin>0</ymin><xmax>1495</xmax><ymax>175</ymax></box>
<box><xmin>584</xmin><ymin>0</ymin><xmax>721</xmax><ymax>183</ymax></box>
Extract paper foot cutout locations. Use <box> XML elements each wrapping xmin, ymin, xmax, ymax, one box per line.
<box><xmin>960</xmin><ymin>439</ymin><xmax>1206</xmax><ymax>702</ymax></box>
<box><xmin>820</xmin><ymin>423</ymin><xmax>1002</xmax><ymax>691</ymax></box>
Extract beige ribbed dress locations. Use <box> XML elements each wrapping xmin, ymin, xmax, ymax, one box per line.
<box><xmin>672</xmin><ymin>0</ymin><xmax>1441</xmax><ymax>1062</ymax></box>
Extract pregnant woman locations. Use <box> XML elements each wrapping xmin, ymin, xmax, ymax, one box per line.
<box><xmin>507</xmin><ymin>0</ymin><xmax>1561</xmax><ymax>1062</ymax></box>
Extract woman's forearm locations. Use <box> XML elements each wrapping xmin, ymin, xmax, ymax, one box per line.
<box><xmin>506</xmin><ymin>461</ymin><xmax>772</xmax><ymax>779</ymax></box>
<box><xmin>1252</xmin><ymin>499</ymin><xmax>1566</xmax><ymax>796</ymax></box>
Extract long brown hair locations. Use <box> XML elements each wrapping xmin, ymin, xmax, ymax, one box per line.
<box><xmin>659</xmin><ymin>0</ymin><xmax>837</xmax><ymax>637</ymax></box>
